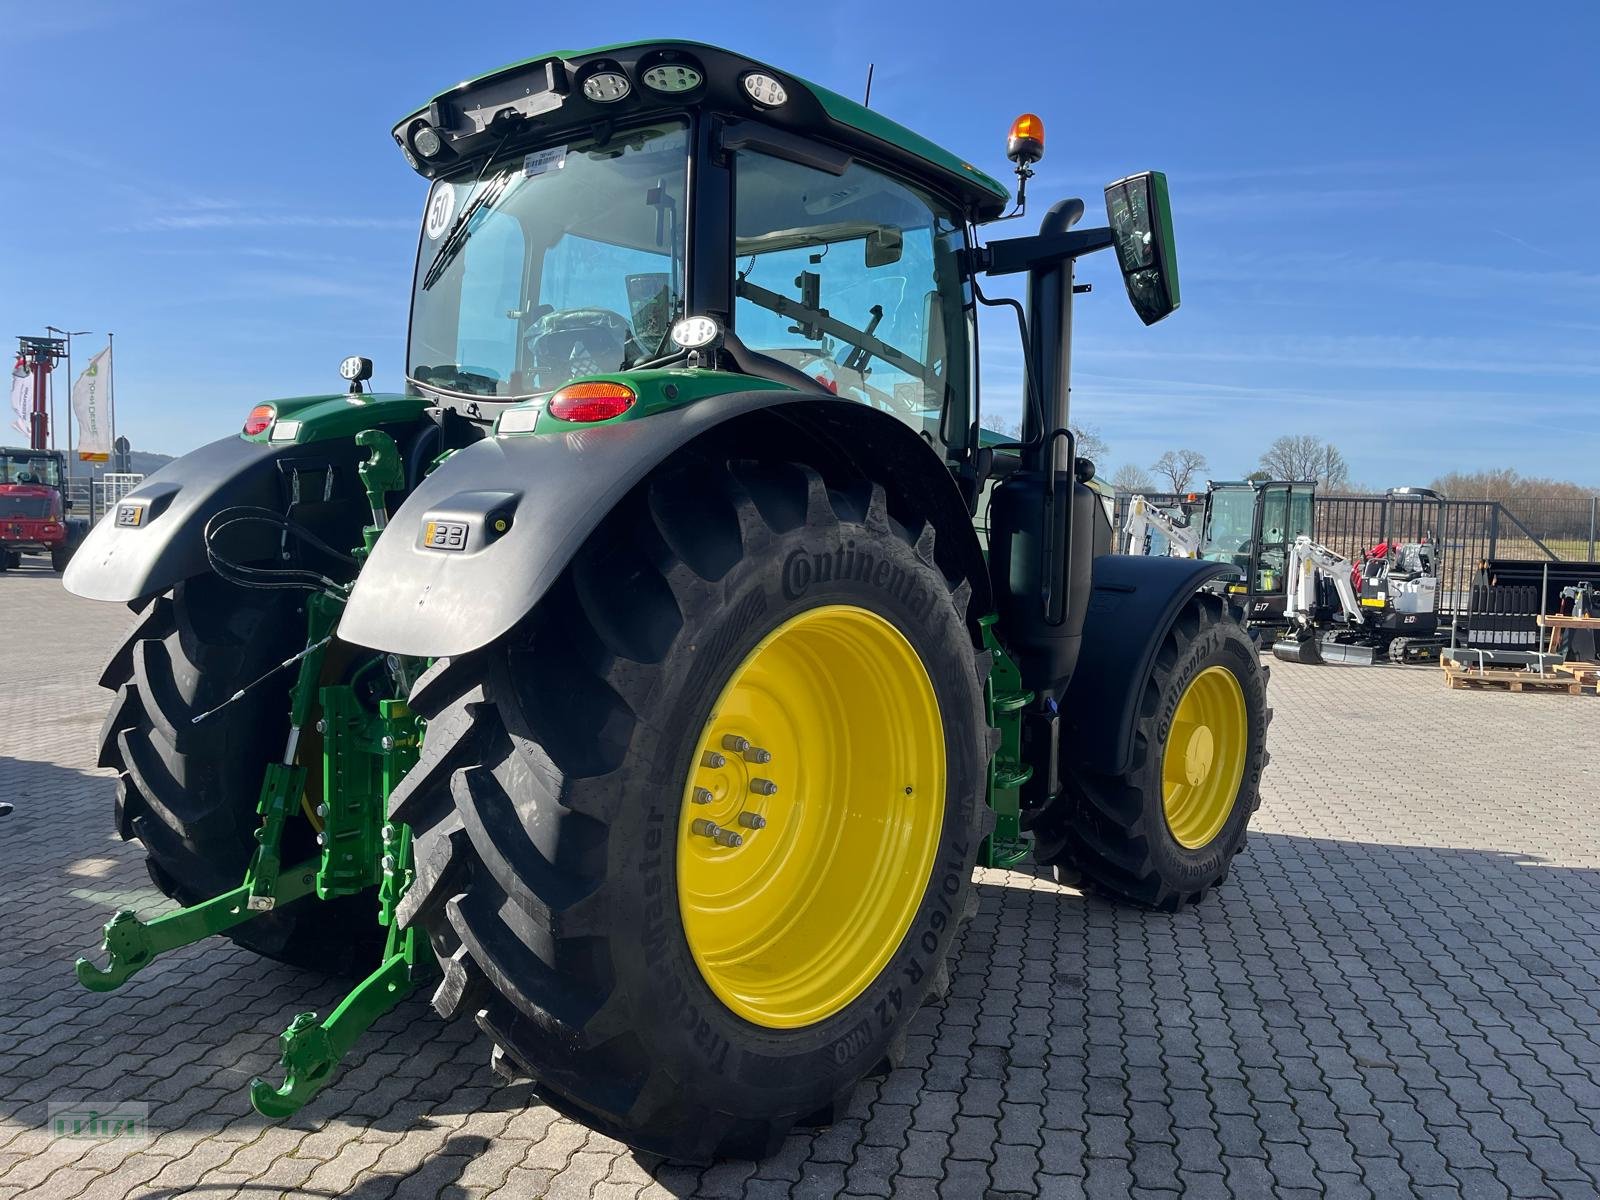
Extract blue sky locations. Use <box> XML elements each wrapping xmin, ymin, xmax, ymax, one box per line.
<box><xmin>4</xmin><ymin>0</ymin><xmax>1596</xmax><ymax>488</ymax></box>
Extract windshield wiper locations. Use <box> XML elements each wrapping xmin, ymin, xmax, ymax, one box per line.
<box><xmin>421</xmin><ymin>170</ymin><xmax>515</xmax><ymax>291</ymax></box>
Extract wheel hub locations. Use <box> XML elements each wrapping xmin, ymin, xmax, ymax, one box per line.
<box><xmin>1181</xmin><ymin>724</ymin><xmax>1215</xmax><ymax>787</ymax></box>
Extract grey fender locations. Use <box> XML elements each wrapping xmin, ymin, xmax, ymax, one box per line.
<box><xmin>1060</xmin><ymin>555</ymin><xmax>1240</xmax><ymax>777</ymax></box>
<box><xmin>338</xmin><ymin>393</ymin><xmax>988</xmax><ymax>657</ymax></box>
<box><xmin>62</xmin><ymin>435</ymin><xmax>290</xmax><ymax>603</ymax></box>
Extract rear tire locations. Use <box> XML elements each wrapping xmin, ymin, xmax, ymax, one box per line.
<box><xmin>51</xmin><ymin>543</ymin><xmax>72</xmax><ymax>573</ymax></box>
<box><xmin>391</xmin><ymin>456</ymin><xmax>991</xmax><ymax>1161</ymax></box>
<box><xmin>1035</xmin><ymin>594</ymin><xmax>1268</xmax><ymax>910</ymax></box>
<box><xmin>98</xmin><ymin>575</ymin><xmax>384</xmax><ymax>971</ymax></box>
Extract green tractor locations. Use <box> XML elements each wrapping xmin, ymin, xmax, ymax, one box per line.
<box><xmin>65</xmin><ymin>41</ymin><xmax>1269</xmax><ymax>1161</ymax></box>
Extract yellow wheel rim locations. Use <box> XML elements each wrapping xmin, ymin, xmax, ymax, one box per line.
<box><xmin>1161</xmin><ymin>665</ymin><xmax>1248</xmax><ymax>850</ymax></box>
<box><xmin>677</xmin><ymin>604</ymin><xmax>944</xmax><ymax>1029</ymax></box>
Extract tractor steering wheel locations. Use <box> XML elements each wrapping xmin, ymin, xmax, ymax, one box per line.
<box><xmin>524</xmin><ymin>308</ymin><xmax>642</xmax><ymax>391</ymax></box>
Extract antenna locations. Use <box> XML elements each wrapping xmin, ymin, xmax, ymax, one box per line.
<box><xmin>863</xmin><ymin>63</ymin><xmax>875</xmax><ymax>109</ymax></box>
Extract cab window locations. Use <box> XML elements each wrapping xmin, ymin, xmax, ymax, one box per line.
<box><xmin>733</xmin><ymin>149</ymin><xmax>971</xmax><ymax>450</ymax></box>
<box><xmin>0</xmin><ymin>453</ymin><xmax>61</xmax><ymax>486</ymax></box>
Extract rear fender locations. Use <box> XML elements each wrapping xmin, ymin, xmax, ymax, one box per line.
<box><xmin>337</xmin><ymin>394</ymin><xmax>988</xmax><ymax>657</ymax></box>
<box><xmin>63</xmin><ymin>420</ymin><xmax>428</xmax><ymax>604</ymax></box>
<box><xmin>1061</xmin><ymin>555</ymin><xmax>1240</xmax><ymax>776</ymax></box>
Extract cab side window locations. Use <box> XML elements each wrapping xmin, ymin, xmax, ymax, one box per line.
<box><xmin>733</xmin><ymin>149</ymin><xmax>971</xmax><ymax>450</ymax></box>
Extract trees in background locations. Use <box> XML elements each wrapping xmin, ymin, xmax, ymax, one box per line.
<box><xmin>1258</xmin><ymin>434</ymin><xmax>1349</xmax><ymax>489</ymax></box>
<box><xmin>1151</xmin><ymin>448</ymin><xmax>1208</xmax><ymax>493</ymax></box>
<box><xmin>1430</xmin><ymin>468</ymin><xmax>1593</xmax><ymax>504</ymax></box>
<box><xmin>984</xmin><ymin>417</ymin><xmax>1107</xmax><ymax>464</ymax></box>
<box><xmin>1072</xmin><ymin>423</ymin><xmax>1109</xmax><ymax>464</ymax></box>
<box><xmin>1111</xmin><ymin>463</ymin><xmax>1155</xmax><ymax>493</ymax></box>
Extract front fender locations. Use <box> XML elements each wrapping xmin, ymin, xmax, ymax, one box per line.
<box><xmin>1061</xmin><ymin>555</ymin><xmax>1240</xmax><ymax>777</ymax></box>
<box><xmin>338</xmin><ymin>393</ymin><xmax>986</xmax><ymax>657</ymax></box>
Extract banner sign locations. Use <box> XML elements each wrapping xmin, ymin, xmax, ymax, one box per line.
<box><xmin>73</xmin><ymin>347</ymin><xmax>112</xmax><ymax>462</ymax></box>
<box><xmin>8</xmin><ymin>357</ymin><xmax>27</xmax><ymax>437</ymax></box>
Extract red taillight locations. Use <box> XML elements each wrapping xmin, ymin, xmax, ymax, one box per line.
<box><xmin>243</xmin><ymin>404</ymin><xmax>276</xmax><ymax>436</ymax></box>
<box><xmin>547</xmin><ymin>382</ymin><xmax>636</xmax><ymax>423</ymax></box>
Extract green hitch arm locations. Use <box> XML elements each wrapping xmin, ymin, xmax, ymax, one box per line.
<box><xmin>75</xmin><ymin>860</ymin><xmax>318</xmax><ymax>993</ymax></box>
<box><xmin>248</xmin><ymin>926</ymin><xmax>431</xmax><ymax>1118</ymax></box>
<box><xmin>355</xmin><ymin>430</ymin><xmax>404</xmax><ymax>558</ymax></box>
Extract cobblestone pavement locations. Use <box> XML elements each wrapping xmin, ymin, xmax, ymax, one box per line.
<box><xmin>3</xmin><ymin>564</ymin><xmax>1598</xmax><ymax>1199</ymax></box>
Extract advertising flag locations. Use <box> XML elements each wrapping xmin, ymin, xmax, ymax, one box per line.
<box><xmin>8</xmin><ymin>356</ymin><xmax>28</xmax><ymax>437</ymax></box>
<box><xmin>73</xmin><ymin>346</ymin><xmax>112</xmax><ymax>462</ymax></box>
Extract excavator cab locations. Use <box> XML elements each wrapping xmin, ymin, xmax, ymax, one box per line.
<box><xmin>1198</xmin><ymin>479</ymin><xmax>1316</xmax><ymax>629</ymax></box>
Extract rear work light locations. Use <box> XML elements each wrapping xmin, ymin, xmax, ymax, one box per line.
<box><xmin>243</xmin><ymin>404</ymin><xmax>276</xmax><ymax>436</ymax></box>
<box><xmin>547</xmin><ymin>382</ymin><xmax>635</xmax><ymax>423</ymax></box>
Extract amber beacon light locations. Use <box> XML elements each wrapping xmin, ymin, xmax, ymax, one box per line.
<box><xmin>1006</xmin><ymin>113</ymin><xmax>1045</xmax><ymax>166</ymax></box>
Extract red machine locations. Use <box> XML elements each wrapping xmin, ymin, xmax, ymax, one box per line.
<box><xmin>3</xmin><ymin>337</ymin><xmax>80</xmax><ymax>571</ymax></box>
<box><xmin>0</xmin><ymin>446</ymin><xmax>76</xmax><ymax>570</ymax></box>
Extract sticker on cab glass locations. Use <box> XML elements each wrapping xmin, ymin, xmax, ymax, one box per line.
<box><xmin>422</xmin><ymin>518</ymin><xmax>469</xmax><ymax>552</ymax></box>
<box><xmin>523</xmin><ymin>145</ymin><xmax>567</xmax><ymax>178</ymax></box>
<box><xmin>424</xmin><ymin>186</ymin><xmax>456</xmax><ymax>240</ymax></box>
<box><xmin>116</xmin><ymin>503</ymin><xmax>144</xmax><ymax>528</ymax></box>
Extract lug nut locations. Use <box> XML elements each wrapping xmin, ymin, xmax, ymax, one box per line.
<box><xmin>742</xmin><ymin>746</ymin><xmax>773</xmax><ymax>764</ymax></box>
<box><xmin>691</xmin><ymin>818</ymin><xmax>722</xmax><ymax>839</ymax></box>
<box><xmin>380</xmin><ymin>735</ymin><xmax>395</xmax><ymax>751</ymax></box>
<box><xmin>315</xmin><ymin>833</ymin><xmax>326</xmax><ymax>847</ymax></box>
<box><xmin>315</xmin><ymin>803</ymin><xmax>327</xmax><ymax>819</ymax></box>
<box><xmin>314</xmin><ymin>719</ymin><xmax>327</xmax><ymax>734</ymax></box>
<box><xmin>737</xmin><ymin>812</ymin><xmax>767</xmax><ymax>829</ymax></box>
<box><xmin>749</xmin><ymin>778</ymin><xmax>779</xmax><ymax>796</ymax></box>
<box><xmin>701</xmin><ymin>751</ymin><xmax>727</xmax><ymax>769</ymax></box>
<box><xmin>713</xmin><ymin>827</ymin><xmax>744</xmax><ymax>847</ymax></box>
<box><xmin>692</xmin><ymin>787</ymin><xmax>713</xmax><ymax>805</ymax></box>
<box><xmin>721</xmin><ymin>734</ymin><xmax>751</xmax><ymax>754</ymax></box>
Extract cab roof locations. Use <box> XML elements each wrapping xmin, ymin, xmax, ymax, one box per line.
<box><xmin>395</xmin><ymin>39</ymin><xmax>1010</xmax><ymax>221</ymax></box>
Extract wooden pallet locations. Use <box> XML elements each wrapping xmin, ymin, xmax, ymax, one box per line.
<box><xmin>1442</xmin><ymin>661</ymin><xmax>1581</xmax><ymax>694</ymax></box>
<box><xmin>1556</xmin><ymin>661</ymin><xmax>1600</xmax><ymax>691</ymax></box>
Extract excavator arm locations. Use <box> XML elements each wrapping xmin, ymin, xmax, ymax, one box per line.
<box><xmin>1285</xmin><ymin>535</ymin><xmax>1364</xmax><ymax>629</ymax></box>
<box><xmin>1120</xmin><ymin>494</ymin><xmax>1199</xmax><ymax>557</ymax></box>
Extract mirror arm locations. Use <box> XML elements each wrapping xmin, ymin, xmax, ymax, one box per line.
<box><xmin>964</xmin><ymin>226</ymin><xmax>1116</xmax><ymax>278</ymax></box>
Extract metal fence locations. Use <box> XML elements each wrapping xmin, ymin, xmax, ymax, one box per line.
<box><xmin>65</xmin><ymin>474</ymin><xmax>144</xmax><ymax>523</ymax></box>
<box><xmin>1112</xmin><ymin>491</ymin><xmax>1600</xmax><ymax>618</ymax></box>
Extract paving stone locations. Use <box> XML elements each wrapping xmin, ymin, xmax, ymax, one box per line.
<box><xmin>3</xmin><ymin>572</ymin><xmax>1598</xmax><ymax>1199</ymax></box>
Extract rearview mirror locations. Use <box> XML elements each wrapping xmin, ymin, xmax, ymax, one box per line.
<box><xmin>864</xmin><ymin>227</ymin><xmax>903</xmax><ymax>268</ymax></box>
<box><xmin>1104</xmin><ymin>171</ymin><xmax>1180</xmax><ymax>325</ymax></box>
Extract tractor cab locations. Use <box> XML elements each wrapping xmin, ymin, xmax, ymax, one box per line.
<box><xmin>1198</xmin><ymin>479</ymin><xmax>1316</xmax><ymax>628</ymax></box>
<box><xmin>393</xmin><ymin>40</ymin><xmax>1175</xmax><ymax>485</ymax></box>
<box><xmin>398</xmin><ymin>42</ymin><xmax>1006</xmax><ymax>458</ymax></box>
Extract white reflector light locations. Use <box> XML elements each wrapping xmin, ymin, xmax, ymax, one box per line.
<box><xmin>582</xmin><ymin>71</ymin><xmax>631</xmax><ymax>103</ymax></box>
<box><xmin>497</xmin><ymin>407</ymin><xmax>541</xmax><ymax>436</ymax></box>
<box><xmin>742</xmin><ymin>72</ymin><xmax>788</xmax><ymax>107</ymax></box>
<box><xmin>642</xmin><ymin>63</ymin><xmax>702</xmax><ymax>93</ymax></box>
<box><xmin>671</xmin><ymin>316</ymin><xmax>721</xmax><ymax>349</ymax></box>
<box><xmin>268</xmin><ymin>420</ymin><xmax>301</xmax><ymax>443</ymax></box>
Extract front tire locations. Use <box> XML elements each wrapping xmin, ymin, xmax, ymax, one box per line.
<box><xmin>1035</xmin><ymin>594</ymin><xmax>1268</xmax><ymax>909</ymax></box>
<box><xmin>391</xmin><ymin>457</ymin><xmax>990</xmax><ymax>1160</ymax></box>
